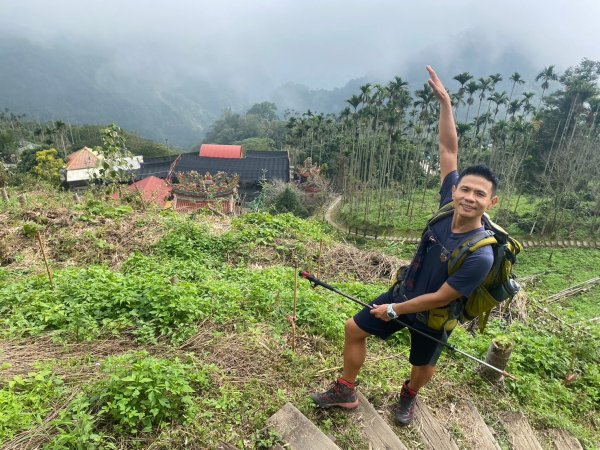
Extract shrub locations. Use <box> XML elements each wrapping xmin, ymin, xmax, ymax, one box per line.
<box><xmin>49</xmin><ymin>353</ymin><xmax>212</xmax><ymax>445</ymax></box>
<box><xmin>94</xmin><ymin>353</ymin><xmax>203</xmax><ymax>433</ymax></box>
<box><xmin>153</xmin><ymin>219</ymin><xmax>224</xmax><ymax>261</ymax></box>
<box><xmin>0</xmin><ymin>369</ymin><xmax>65</xmax><ymax>443</ymax></box>
<box><xmin>75</xmin><ymin>200</ymin><xmax>133</xmax><ymax>222</ymax></box>
<box><xmin>0</xmin><ymin>267</ymin><xmax>208</xmax><ymax>343</ymax></box>
<box><xmin>250</xmin><ymin>180</ymin><xmax>314</xmax><ymax>217</ymax></box>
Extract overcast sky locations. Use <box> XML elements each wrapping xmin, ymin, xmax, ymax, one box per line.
<box><xmin>2</xmin><ymin>0</ymin><xmax>599</xmax><ymax>90</ymax></box>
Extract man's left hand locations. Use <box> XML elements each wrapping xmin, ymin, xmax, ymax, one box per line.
<box><xmin>370</xmin><ymin>304</ymin><xmax>392</xmax><ymax>321</ymax></box>
<box><xmin>427</xmin><ymin>65</ymin><xmax>450</xmax><ymax>104</ymax></box>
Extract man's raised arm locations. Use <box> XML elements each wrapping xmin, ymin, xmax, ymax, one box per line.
<box><xmin>427</xmin><ymin>65</ymin><xmax>458</xmax><ymax>183</ymax></box>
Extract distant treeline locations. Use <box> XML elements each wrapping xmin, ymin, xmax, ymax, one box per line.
<box><xmin>201</xmin><ymin>59</ymin><xmax>600</xmax><ymax>238</ymax></box>
<box><xmin>0</xmin><ymin>118</ymin><xmax>174</xmax><ymax>163</ymax></box>
<box><xmin>283</xmin><ymin>59</ymin><xmax>600</xmax><ymax>238</ymax></box>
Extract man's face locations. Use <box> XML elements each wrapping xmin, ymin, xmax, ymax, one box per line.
<box><xmin>451</xmin><ymin>175</ymin><xmax>498</xmax><ymax>219</ymax></box>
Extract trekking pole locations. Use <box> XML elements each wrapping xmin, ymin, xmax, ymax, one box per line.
<box><xmin>299</xmin><ymin>271</ymin><xmax>519</xmax><ymax>381</ymax></box>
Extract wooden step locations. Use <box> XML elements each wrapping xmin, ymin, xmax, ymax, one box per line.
<box><xmin>454</xmin><ymin>400</ymin><xmax>501</xmax><ymax>450</ymax></box>
<box><xmin>500</xmin><ymin>412</ymin><xmax>543</xmax><ymax>450</ymax></box>
<box><xmin>414</xmin><ymin>398</ymin><xmax>459</xmax><ymax>450</ymax></box>
<box><xmin>355</xmin><ymin>391</ymin><xmax>408</xmax><ymax>450</ymax></box>
<box><xmin>267</xmin><ymin>402</ymin><xmax>341</xmax><ymax>450</ymax></box>
<box><xmin>546</xmin><ymin>429</ymin><xmax>583</xmax><ymax>450</ymax></box>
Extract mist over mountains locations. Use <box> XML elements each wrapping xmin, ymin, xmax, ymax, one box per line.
<box><xmin>0</xmin><ymin>34</ymin><xmax>562</xmax><ymax>149</ymax></box>
<box><xmin>2</xmin><ymin>1</ymin><xmax>599</xmax><ymax>149</ymax></box>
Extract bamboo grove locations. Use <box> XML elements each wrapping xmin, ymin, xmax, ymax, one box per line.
<box><xmin>285</xmin><ymin>59</ymin><xmax>600</xmax><ymax>238</ymax></box>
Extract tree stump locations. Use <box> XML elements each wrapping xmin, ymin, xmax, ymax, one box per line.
<box><xmin>17</xmin><ymin>193</ymin><xmax>27</xmax><ymax>206</ymax></box>
<box><xmin>479</xmin><ymin>339</ymin><xmax>513</xmax><ymax>383</ymax></box>
<box><xmin>1</xmin><ymin>187</ymin><xmax>8</xmax><ymax>202</ymax></box>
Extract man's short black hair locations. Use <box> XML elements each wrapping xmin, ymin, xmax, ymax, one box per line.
<box><xmin>457</xmin><ymin>164</ymin><xmax>499</xmax><ymax>196</ymax></box>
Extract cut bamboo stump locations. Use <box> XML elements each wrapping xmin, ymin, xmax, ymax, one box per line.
<box><xmin>267</xmin><ymin>402</ymin><xmax>340</xmax><ymax>450</ymax></box>
<box><xmin>355</xmin><ymin>391</ymin><xmax>408</xmax><ymax>450</ymax></box>
<box><xmin>1</xmin><ymin>187</ymin><xmax>8</xmax><ymax>201</ymax></box>
<box><xmin>479</xmin><ymin>339</ymin><xmax>513</xmax><ymax>384</ymax></box>
<box><xmin>414</xmin><ymin>398</ymin><xmax>459</xmax><ymax>450</ymax></box>
<box><xmin>455</xmin><ymin>401</ymin><xmax>501</xmax><ymax>450</ymax></box>
<box><xmin>500</xmin><ymin>412</ymin><xmax>543</xmax><ymax>450</ymax></box>
<box><xmin>547</xmin><ymin>429</ymin><xmax>583</xmax><ymax>450</ymax></box>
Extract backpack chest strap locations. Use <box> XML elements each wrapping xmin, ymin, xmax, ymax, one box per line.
<box><xmin>448</xmin><ymin>230</ymin><xmax>497</xmax><ymax>276</ymax></box>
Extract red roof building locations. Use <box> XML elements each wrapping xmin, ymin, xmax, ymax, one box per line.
<box><xmin>199</xmin><ymin>144</ymin><xmax>243</xmax><ymax>159</ymax></box>
<box><xmin>65</xmin><ymin>147</ymin><xmax>100</xmax><ymax>170</ymax></box>
<box><xmin>128</xmin><ymin>176</ymin><xmax>172</xmax><ymax>207</ymax></box>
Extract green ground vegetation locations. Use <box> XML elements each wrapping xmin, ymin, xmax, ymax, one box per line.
<box><xmin>0</xmin><ymin>186</ymin><xmax>598</xmax><ymax>448</ymax></box>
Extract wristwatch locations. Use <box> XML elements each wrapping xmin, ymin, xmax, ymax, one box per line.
<box><xmin>387</xmin><ymin>303</ymin><xmax>399</xmax><ymax>319</ymax></box>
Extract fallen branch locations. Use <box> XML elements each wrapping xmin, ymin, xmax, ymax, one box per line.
<box><xmin>545</xmin><ymin>277</ymin><xmax>600</xmax><ymax>304</ymax></box>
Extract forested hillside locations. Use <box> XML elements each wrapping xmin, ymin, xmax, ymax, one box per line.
<box><xmin>2</xmin><ymin>58</ymin><xmax>599</xmax><ymax>241</ymax></box>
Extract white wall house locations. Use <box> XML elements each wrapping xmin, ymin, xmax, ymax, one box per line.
<box><xmin>60</xmin><ymin>147</ymin><xmax>143</xmax><ymax>185</ymax></box>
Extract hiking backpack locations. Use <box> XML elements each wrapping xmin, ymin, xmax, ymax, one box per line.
<box><xmin>407</xmin><ymin>201</ymin><xmax>523</xmax><ymax>332</ymax></box>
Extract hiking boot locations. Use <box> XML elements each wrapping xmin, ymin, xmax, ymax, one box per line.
<box><xmin>393</xmin><ymin>380</ymin><xmax>418</xmax><ymax>426</ymax></box>
<box><xmin>310</xmin><ymin>378</ymin><xmax>360</xmax><ymax>409</ymax></box>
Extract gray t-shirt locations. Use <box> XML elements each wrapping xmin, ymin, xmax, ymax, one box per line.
<box><xmin>405</xmin><ymin>171</ymin><xmax>493</xmax><ymax>301</ymax></box>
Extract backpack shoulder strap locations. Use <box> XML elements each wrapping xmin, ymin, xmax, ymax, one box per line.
<box><xmin>448</xmin><ymin>230</ymin><xmax>497</xmax><ymax>276</ymax></box>
<box><xmin>427</xmin><ymin>201</ymin><xmax>455</xmax><ymax>229</ymax></box>
<box><xmin>482</xmin><ymin>214</ymin><xmax>523</xmax><ymax>257</ymax></box>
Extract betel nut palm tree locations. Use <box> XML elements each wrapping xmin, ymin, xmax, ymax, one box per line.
<box><xmin>504</xmin><ymin>72</ymin><xmax>526</xmax><ymax>121</ymax></box>
<box><xmin>535</xmin><ymin>65</ymin><xmax>558</xmax><ymax>110</ymax></box>
<box><xmin>464</xmin><ymin>81</ymin><xmax>479</xmax><ymax>123</ymax></box>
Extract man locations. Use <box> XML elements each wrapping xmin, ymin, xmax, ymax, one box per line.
<box><xmin>310</xmin><ymin>66</ymin><xmax>499</xmax><ymax>425</ymax></box>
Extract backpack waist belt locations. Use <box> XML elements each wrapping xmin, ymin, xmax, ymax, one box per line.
<box><xmin>393</xmin><ymin>276</ymin><xmax>459</xmax><ymax>332</ymax></box>
<box><xmin>416</xmin><ymin>305</ymin><xmax>460</xmax><ymax>332</ymax></box>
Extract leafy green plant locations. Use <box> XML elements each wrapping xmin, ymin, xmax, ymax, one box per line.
<box><xmin>48</xmin><ymin>353</ymin><xmax>212</xmax><ymax>445</ymax></box>
<box><xmin>76</xmin><ymin>200</ymin><xmax>133</xmax><ymax>222</ymax></box>
<box><xmin>48</xmin><ymin>396</ymin><xmax>109</xmax><ymax>449</ymax></box>
<box><xmin>153</xmin><ymin>219</ymin><xmax>224</xmax><ymax>261</ymax></box>
<box><xmin>21</xmin><ymin>221</ymin><xmax>44</xmax><ymax>238</ymax></box>
<box><xmin>93</xmin><ymin>353</ymin><xmax>203</xmax><ymax>433</ymax></box>
<box><xmin>231</xmin><ymin>212</ymin><xmax>328</xmax><ymax>244</ymax></box>
<box><xmin>0</xmin><ymin>266</ymin><xmax>208</xmax><ymax>343</ymax></box>
<box><xmin>0</xmin><ymin>369</ymin><xmax>65</xmax><ymax>443</ymax></box>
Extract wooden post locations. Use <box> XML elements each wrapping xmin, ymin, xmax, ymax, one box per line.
<box><xmin>228</xmin><ymin>194</ymin><xmax>234</xmax><ymax>214</ymax></box>
<box><xmin>316</xmin><ymin>238</ymin><xmax>323</xmax><ymax>278</ymax></box>
<box><xmin>1</xmin><ymin>187</ymin><xmax>8</xmax><ymax>201</ymax></box>
<box><xmin>479</xmin><ymin>339</ymin><xmax>513</xmax><ymax>383</ymax></box>
<box><xmin>35</xmin><ymin>231</ymin><xmax>54</xmax><ymax>289</ymax></box>
<box><xmin>292</xmin><ymin>263</ymin><xmax>298</xmax><ymax>352</ymax></box>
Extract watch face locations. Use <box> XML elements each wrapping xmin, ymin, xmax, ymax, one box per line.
<box><xmin>387</xmin><ymin>304</ymin><xmax>396</xmax><ymax>318</ymax></box>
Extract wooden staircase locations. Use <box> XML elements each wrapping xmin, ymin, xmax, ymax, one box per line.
<box><xmin>266</xmin><ymin>392</ymin><xmax>584</xmax><ymax>450</ymax></box>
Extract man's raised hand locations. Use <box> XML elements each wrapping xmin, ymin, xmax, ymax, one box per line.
<box><xmin>426</xmin><ymin>65</ymin><xmax>451</xmax><ymax>104</ymax></box>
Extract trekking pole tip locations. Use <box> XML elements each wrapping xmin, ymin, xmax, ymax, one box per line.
<box><xmin>504</xmin><ymin>371</ymin><xmax>519</xmax><ymax>381</ymax></box>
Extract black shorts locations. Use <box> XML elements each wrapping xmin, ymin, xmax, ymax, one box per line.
<box><xmin>353</xmin><ymin>288</ymin><xmax>451</xmax><ymax>366</ymax></box>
